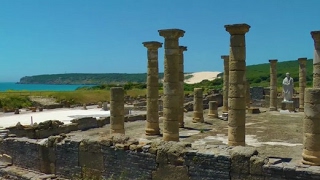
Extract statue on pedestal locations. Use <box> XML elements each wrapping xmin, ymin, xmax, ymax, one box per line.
<box><xmin>282</xmin><ymin>72</ymin><xmax>294</xmax><ymax>102</ymax></box>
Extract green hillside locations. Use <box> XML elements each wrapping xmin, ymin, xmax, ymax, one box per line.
<box><xmin>18</xmin><ymin>59</ymin><xmax>313</xmax><ymax>87</ymax></box>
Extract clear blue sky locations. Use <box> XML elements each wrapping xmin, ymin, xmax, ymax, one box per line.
<box><xmin>0</xmin><ymin>0</ymin><xmax>319</xmax><ymax>82</ymax></box>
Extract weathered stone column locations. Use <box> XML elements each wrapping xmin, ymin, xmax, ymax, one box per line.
<box><xmin>193</xmin><ymin>88</ymin><xmax>204</xmax><ymax>122</ymax></box>
<box><xmin>246</xmin><ymin>80</ymin><xmax>251</xmax><ymax>108</ymax></box>
<box><xmin>298</xmin><ymin>57</ymin><xmax>307</xmax><ymax>112</ymax></box>
<box><xmin>159</xmin><ymin>29</ymin><xmax>185</xmax><ymax>141</ymax></box>
<box><xmin>208</xmin><ymin>101</ymin><xmax>218</xmax><ymax>118</ymax></box>
<box><xmin>143</xmin><ymin>41</ymin><xmax>162</xmax><ymax>135</ymax></box>
<box><xmin>221</xmin><ymin>55</ymin><xmax>230</xmax><ymax>113</ymax></box>
<box><xmin>225</xmin><ymin>23</ymin><xmax>250</xmax><ymax>146</ymax></box>
<box><xmin>311</xmin><ymin>31</ymin><xmax>320</xmax><ymax>88</ymax></box>
<box><xmin>302</xmin><ymin>88</ymin><xmax>320</xmax><ymax>165</ymax></box>
<box><xmin>110</xmin><ymin>87</ymin><xmax>125</xmax><ymax>134</ymax></box>
<box><xmin>178</xmin><ymin>46</ymin><xmax>187</xmax><ymax>128</ymax></box>
<box><xmin>269</xmin><ymin>59</ymin><xmax>278</xmax><ymax>111</ymax></box>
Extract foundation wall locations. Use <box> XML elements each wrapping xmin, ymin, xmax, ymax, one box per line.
<box><xmin>1</xmin><ymin>136</ymin><xmax>320</xmax><ymax>180</ymax></box>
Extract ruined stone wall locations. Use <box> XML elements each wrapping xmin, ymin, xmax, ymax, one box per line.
<box><xmin>1</xmin><ymin>135</ymin><xmax>320</xmax><ymax>180</ymax></box>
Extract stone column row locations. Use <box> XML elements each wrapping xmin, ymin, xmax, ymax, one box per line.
<box><xmin>143</xmin><ymin>41</ymin><xmax>162</xmax><ymax>135</ymax></box>
<box><xmin>225</xmin><ymin>23</ymin><xmax>250</xmax><ymax>146</ymax></box>
<box><xmin>269</xmin><ymin>59</ymin><xmax>278</xmax><ymax>111</ymax></box>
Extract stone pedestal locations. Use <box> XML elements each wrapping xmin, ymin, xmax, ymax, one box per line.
<box><xmin>302</xmin><ymin>88</ymin><xmax>320</xmax><ymax>165</ymax></box>
<box><xmin>143</xmin><ymin>41</ymin><xmax>162</xmax><ymax>136</ymax></box>
<box><xmin>102</xmin><ymin>102</ymin><xmax>108</xmax><ymax>111</ymax></box>
<box><xmin>281</xmin><ymin>101</ymin><xmax>295</xmax><ymax>112</ymax></box>
<box><xmin>159</xmin><ymin>29</ymin><xmax>185</xmax><ymax>142</ymax></box>
<box><xmin>97</xmin><ymin>102</ymin><xmax>102</xmax><ymax>108</ymax></box>
<box><xmin>269</xmin><ymin>59</ymin><xmax>278</xmax><ymax>111</ymax></box>
<box><xmin>14</xmin><ymin>108</ymin><xmax>19</xmax><ymax>114</ymax></box>
<box><xmin>83</xmin><ymin>103</ymin><xmax>87</xmax><ymax>110</ymax></box>
<box><xmin>312</xmin><ymin>31</ymin><xmax>320</xmax><ymax>88</ymax></box>
<box><xmin>208</xmin><ymin>101</ymin><xmax>218</xmax><ymax>118</ymax></box>
<box><xmin>225</xmin><ymin>23</ymin><xmax>250</xmax><ymax>146</ymax></box>
<box><xmin>193</xmin><ymin>88</ymin><xmax>204</xmax><ymax>123</ymax></box>
<box><xmin>298</xmin><ymin>58</ymin><xmax>307</xmax><ymax>112</ymax></box>
<box><xmin>110</xmin><ymin>87</ymin><xmax>125</xmax><ymax>134</ymax></box>
<box><xmin>178</xmin><ymin>46</ymin><xmax>187</xmax><ymax>128</ymax></box>
<box><xmin>221</xmin><ymin>55</ymin><xmax>229</xmax><ymax>113</ymax></box>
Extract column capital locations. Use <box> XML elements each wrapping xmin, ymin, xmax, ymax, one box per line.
<box><xmin>311</xmin><ymin>31</ymin><xmax>320</xmax><ymax>41</ymax></box>
<box><xmin>221</xmin><ymin>55</ymin><xmax>229</xmax><ymax>61</ymax></box>
<box><xmin>142</xmin><ymin>41</ymin><xmax>162</xmax><ymax>49</ymax></box>
<box><xmin>298</xmin><ymin>57</ymin><xmax>308</xmax><ymax>64</ymax></box>
<box><xmin>179</xmin><ymin>46</ymin><xmax>187</xmax><ymax>52</ymax></box>
<box><xmin>158</xmin><ymin>29</ymin><xmax>185</xmax><ymax>39</ymax></box>
<box><xmin>269</xmin><ymin>59</ymin><xmax>278</xmax><ymax>63</ymax></box>
<box><xmin>224</xmin><ymin>23</ymin><xmax>250</xmax><ymax>35</ymax></box>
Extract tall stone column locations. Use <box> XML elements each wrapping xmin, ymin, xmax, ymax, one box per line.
<box><xmin>225</xmin><ymin>23</ymin><xmax>250</xmax><ymax>146</ymax></box>
<box><xmin>302</xmin><ymin>88</ymin><xmax>320</xmax><ymax>165</ymax></box>
<box><xmin>298</xmin><ymin>57</ymin><xmax>307</xmax><ymax>112</ymax></box>
<box><xmin>192</xmin><ymin>88</ymin><xmax>204</xmax><ymax>123</ymax></box>
<box><xmin>246</xmin><ymin>80</ymin><xmax>251</xmax><ymax>108</ymax></box>
<box><xmin>269</xmin><ymin>59</ymin><xmax>278</xmax><ymax>111</ymax></box>
<box><xmin>110</xmin><ymin>87</ymin><xmax>125</xmax><ymax>134</ymax></box>
<box><xmin>143</xmin><ymin>41</ymin><xmax>162</xmax><ymax>135</ymax></box>
<box><xmin>221</xmin><ymin>55</ymin><xmax>230</xmax><ymax>113</ymax></box>
<box><xmin>158</xmin><ymin>29</ymin><xmax>185</xmax><ymax>142</ymax></box>
<box><xmin>311</xmin><ymin>31</ymin><xmax>320</xmax><ymax>88</ymax></box>
<box><xmin>178</xmin><ymin>46</ymin><xmax>187</xmax><ymax>128</ymax></box>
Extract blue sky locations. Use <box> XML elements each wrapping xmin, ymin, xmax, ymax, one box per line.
<box><xmin>0</xmin><ymin>0</ymin><xmax>319</xmax><ymax>82</ymax></box>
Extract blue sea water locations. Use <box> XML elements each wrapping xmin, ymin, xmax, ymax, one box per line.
<box><xmin>0</xmin><ymin>82</ymin><xmax>92</xmax><ymax>92</ymax></box>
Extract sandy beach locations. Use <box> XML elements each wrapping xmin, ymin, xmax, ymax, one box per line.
<box><xmin>184</xmin><ymin>71</ymin><xmax>221</xmax><ymax>84</ymax></box>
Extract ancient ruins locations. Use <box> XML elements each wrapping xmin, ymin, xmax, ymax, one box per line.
<box><xmin>1</xmin><ymin>25</ymin><xmax>320</xmax><ymax>180</ymax></box>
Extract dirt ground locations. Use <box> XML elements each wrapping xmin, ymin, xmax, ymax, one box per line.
<box><xmin>68</xmin><ymin>106</ymin><xmax>304</xmax><ymax>164</ymax></box>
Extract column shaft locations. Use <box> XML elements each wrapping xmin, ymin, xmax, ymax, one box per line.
<box><xmin>225</xmin><ymin>23</ymin><xmax>250</xmax><ymax>146</ymax></box>
<box><xmin>246</xmin><ymin>80</ymin><xmax>251</xmax><ymax>108</ymax></box>
<box><xmin>192</xmin><ymin>88</ymin><xmax>204</xmax><ymax>122</ymax></box>
<box><xmin>110</xmin><ymin>87</ymin><xmax>125</xmax><ymax>134</ymax></box>
<box><xmin>143</xmin><ymin>41</ymin><xmax>162</xmax><ymax>135</ymax></box>
<box><xmin>178</xmin><ymin>46</ymin><xmax>187</xmax><ymax>128</ymax></box>
<box><xmin>311</xmin><ymin>31</ymin><xmax>320</xmax><ymax>88</ymax></box>
<box><xmin>299</xmin><ymin>58</ymin><xmax>307</xmax><ymax>112</ymax></box>
<box><xmin>208</xmin><ymin>101</ymin><xmax>218</xmax><ymax>118</ymax></box>
<box><xmin>159</xmin><ymin>29</ymin><xmax>185</xmax><ymax>141</ymax></box>
<box><xmin>302</xmin><ymin>88</ymin><xmax>320</xmax><ymax>165</ymax></box>
<box><xmin>269</xmin><ymin>59</ymin><xmax>278</xmax><ymax>111</ymax></box>
<box><xmin>221</xmin><ymin>55</ymin><xmax>229</xmax><ymax>113</ymax></box>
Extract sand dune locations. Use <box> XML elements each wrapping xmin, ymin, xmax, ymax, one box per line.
<box><xmin>184</xmin><ymin>71</ymin><xmax>221</xmax><ymax>84</ymax></box>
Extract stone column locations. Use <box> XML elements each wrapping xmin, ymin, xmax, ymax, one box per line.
<box><xmin>225</xmin><ymin>23</ymin><xmax>250</xmax><ymax>146</ymax></box>
<box><xmin>269</xmin><ymin>59</ymin><xmax>278</xmax><ymax>111</ymax></box>
<box><xmin>208</xmin><ymin>101</ymin><xmax>218</xmax><ymax>118</ymax></box>
<box><xmin>246</xmin><ymin>80</ymin><xmax>251</xmax><ymax>108</ymax></box>
<box><xmin>302</xmin><ymin>88</ymin><xmax>320</xmax><ymax>165</ymax></box>
<box><xmin>311</xmin><ymin>31</ymin><xmax>320</xmax><ymax>88</ymax></box>
<box><xmin>158</xmin><ymin>29</ymin><xmax>185</xmax><ymax>141</ymax></box>
<box><xmin>221</xmin><ymin>55</ymin><xmax>230</xmax><ymax>113</ymax></box>
<box><xmin>178</xmin><ymin>46</ymin><xmax>187</xmax><ymax>128</ymax></box>
<box><xmin>143</xmin><ymin>41</ymin><xmax>162</xmax><ymax>136</ymax></box>
<box><xmin>110</xmin><ymin>87</ymin><xmax>125</xmax><ymax>134</ymax></box>
<box><xmin>192</xmin><ymin>88</ymin><xmax>204</xmax><ymax>122</ymax></box>
<box><xmin>298</xmin><ymin>57</ymin><xmax>307</xmax><ymax>112</ymax></box>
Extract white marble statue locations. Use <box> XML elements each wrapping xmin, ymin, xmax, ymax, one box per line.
<box><xmin>282</xmin><ymin>72</ymin><xmax>294</xmax><ymax>102</ymax></box>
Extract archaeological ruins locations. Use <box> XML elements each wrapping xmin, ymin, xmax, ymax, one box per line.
<box><xmin>1</xmin><ymin>25</ymin><xmax>320</xmax><ymax>180</ymax></box>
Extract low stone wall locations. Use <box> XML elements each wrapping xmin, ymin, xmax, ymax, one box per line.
<box><xmin>6</xmin><ymin>114</ymin><xmax>147</xmax><ymax>139</ymax></box>
<box><xmin>263</xmin><ymin>96</ymin><xmax>299</xmax><ymax>109</ymax></box>
<box><xmin>1</xmin><ymin>135</ymin><xmax>320</xmax><ymax>180</ymax></box>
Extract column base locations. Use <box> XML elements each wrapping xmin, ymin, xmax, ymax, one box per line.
<box><xmin>192</xmin><ymin>117</ymin><xmax>204</xmax><ymax>123</ymax></box>
<box><xmin>269</xmin><ymin>107</ymin><xmax>277</xmax><ymax>111</ymax></box>
<box><xmin>110</xmin><ymin>129</ymin><xmax>125</xmax><ymax>134</ymax></box>
<box><xmin>228</xmin><ymin>140</ymin><xmax>245</xmax><ymax>146</ymax></box>
<box><xmin>302</xmin><ymin>149</ymin><xmax>320</xmax><ymax>165</ymax></box>
<box><xmin>163</xmin><ymin>133</ymin><xmax>179</xmax><ymax>142</ymax></box>
<box><xmin>208</xmin><ymin>113</ymin><xmax>218</xmax><ymax>118</ymax></box>
<box><xmin>145</xmin><ymin>122</ymin><xmax>160</xmax><ymax>136</ymax></box>
<box><xmin>299</xmin><ymin>107</ymin><xmax>304</xmax><ymax>112</ymax></box>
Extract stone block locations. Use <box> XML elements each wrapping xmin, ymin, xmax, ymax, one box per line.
<box><xmin>247</xmin><ymin>108</ymin><xmax>260</xmax><ymax>114</ymax></box>
<box><xmin>230</xmin><ymin>146</ymin><xmax>258</xmax><ymax>175</ymax></box>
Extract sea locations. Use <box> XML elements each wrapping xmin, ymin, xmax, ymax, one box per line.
<box><xmin>0</xmin><ymin>82</ymin><xmax>93</xmax><ymax>92</ymax></box>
